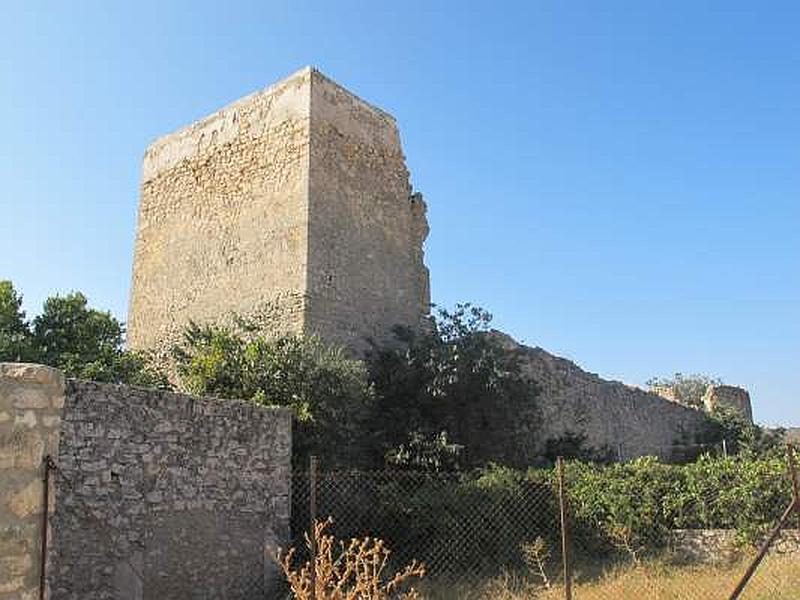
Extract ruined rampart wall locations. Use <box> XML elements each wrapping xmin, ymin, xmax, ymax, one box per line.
<box><xmin>492</xmin><ymin>334</ymin><xmax>712</xmax><ymax>460</ymax></box>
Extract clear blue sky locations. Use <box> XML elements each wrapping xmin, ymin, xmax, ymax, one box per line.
<box><xmin>2</xmin><ymin>2</ymin><xmax>798</xmax><ymax>425</ymax></box>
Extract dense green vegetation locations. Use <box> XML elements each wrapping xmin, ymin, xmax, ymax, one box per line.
<box><xmin>4</xmin><ymin>279</ymin><xmax>794</xmax><ymax>569</ymax></box>
<box><xmin>0</xmin><ymin>280</ymin><xmax>166</xmax><ymax>386</ymax></box>
<box><xmin>172</xmin><ymin>304</ymin><xmax>541</xmax><ymax>468</ymax></box>
<box><xmin>173</xmin><ymin>321</ymin><xmax>374</xmax><ymax>467</ymax></box>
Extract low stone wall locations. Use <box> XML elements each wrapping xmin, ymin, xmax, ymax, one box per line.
<box><xmin>669</xmin><ymin>529</ymin><xmax>800</xmax><ymax>564</ymax></box>
<box><xmin>0</xmin><ymin>363</ymin><xmax>64</xmax><ymax>600</ymax></box>
<box><xmin>0</xmin><ymin>363</ymin><xmax>292</xmax><ymax>600</ymax></box>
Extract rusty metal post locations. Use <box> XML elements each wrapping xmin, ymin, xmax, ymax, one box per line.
<box><xmin>727</xmin><ymin>501</ymin><xmax>797</xmax><ymax>600</ymax></box>
<box><xmin>787</xmin><ymin>443</ymin><xmax>799</xmax><ymax>529</ymax></box>
<box><xmin>309</xmin><ymin>455</ymin><xmax>319</xmax><ymax>599</ymax></box>
<box><xmin>39</xmin><ymin>455</ymin><xmax>54</xmax><ymax>600</ymax></box>
<box><xmin>727</xmin><ymin>444</ymin><xmax>800</xmax><ymax>600</ymax></box>
<box><xmin>556</xmin><ymin>457</ymin><xmax>573</xmax><ymax>600</ymax></box>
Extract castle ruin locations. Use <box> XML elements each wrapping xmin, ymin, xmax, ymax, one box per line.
<box><xmin>129</xmin><ymin>67</ymin><xmax>429</xmax><ymax>355</ymax></box>
<box><xmin>127</xmin><ymin>67</ymin><xmax>748</xmax><ymax>461</ymax></box>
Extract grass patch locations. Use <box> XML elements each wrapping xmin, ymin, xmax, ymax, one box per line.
<box><xmin>417</xmin><ymin>554</ymin><xmax>800</xmax><ymax>599</ymax></box>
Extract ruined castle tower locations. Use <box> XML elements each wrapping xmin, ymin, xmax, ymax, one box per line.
<box><xmin>128</xmin><ymin>67</ymin><xmax>430</xmax><ymax>354</ymax></box>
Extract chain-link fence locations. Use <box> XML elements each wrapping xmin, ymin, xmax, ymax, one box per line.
<box><xmin>278</xmin><ymin>448</ymin><xmax>800</xmax><ymax>599</ymax></box>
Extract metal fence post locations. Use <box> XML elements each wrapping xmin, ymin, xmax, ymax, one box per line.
<box><xmin>556</xmin><ymin>457</ymin><xmax>573</xmax><ymax>600</ymax></box>
<box><xmin>309</xmin><ymin>455</ymin><xmax>319</xmax><ymax>599</ymax></box>
<box><xmin>727</xmin><ymin>444</ymin><xmax>800</xmax><ymax>600</ymax></box>
<box><xmin>39</xmin><ymin>455</ymin><xmax>54</xmax><ymax>600</ymax></box>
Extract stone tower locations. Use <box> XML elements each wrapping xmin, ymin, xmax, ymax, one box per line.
<box><xmin>128</xmin><ymin>67</ymin><xmax>430</xmax><ymax>355</ymax></box>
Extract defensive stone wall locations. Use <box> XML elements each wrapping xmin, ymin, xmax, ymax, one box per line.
<box><xmin>129</xmin><ymin>68</ymin><xmax>312</xmax><ymax>357</ymax></box>
<box><xmin>491</xmin><ymin>333</ymin><xmax>713</xmax><ymax>460</ymax></box>
<box><xmin>305</xmin><ymin>70</ymin><xmax>429</xmax><ymax>350</ymax></box>
<box><xmin>0</xmin><ymin>363</ymin><xmax>292</xmax><ymax>600</ymax></box>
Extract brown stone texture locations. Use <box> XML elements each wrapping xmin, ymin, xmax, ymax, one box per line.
<box><xmin>48</xmin><ymin>380</ymin><xmax>292</xmax><ymax>600</ymax></box>
<box><xmin>128</xmin><ymin>67</ymin><xmax>429</xmax><ymax>356</ymax></box>
<box><xmin>0</xmin><ymin>363</ymin><xmax>64</xmax><ymax>600</ymax></box>
<box><xmin>703</xmin><ymin>384</ymin><xmax>753</xmax><ymax>423</ymax></box>
<box><xmin>490</xmin><ymin>334</ymin><xmax>712</xmax><ymax>460</ymax></box>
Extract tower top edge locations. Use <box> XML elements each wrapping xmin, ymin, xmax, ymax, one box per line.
<box><xmin>140</xmin><ymin>66</ymin><xmax>396</xmax><ymax>182</ymax></box>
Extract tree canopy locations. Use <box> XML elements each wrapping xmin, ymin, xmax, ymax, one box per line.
<box><xmin>0</xmin><ymin>280</ymin><xmax>166</xmax><ymax>387</ymax></box>
<box><xmin>173</xmin><ymin>321</ymin><xmax>374</xmax><ymax>467</ymax></box>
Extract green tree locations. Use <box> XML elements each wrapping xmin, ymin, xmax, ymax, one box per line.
<box><xmin>1</xmin><ymin>284</ymin><xmax>166</xmax><ymax>387</ymax></box>
<box><xmin>701</xmin><ymin>405</ymin><xmax>785</xmax><ymax>459</ymax></box>
<box><xmin>367</xmin><ymin>304</ymin><xmax>541</xmax><ymax>469</ymax></box>
<box><xmin>0</xmin><ymin>280</ymin><xmax>34</xmax><ymax>361</ymax></box>
<box><xmin>173</xmin><ymin>321</ymin><xmax>374</xmax><ymax>467</ymax></box>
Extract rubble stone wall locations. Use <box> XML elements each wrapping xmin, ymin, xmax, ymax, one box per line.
<box><xmin>0</xmin><ymin>363</ymin><xmax>292</xmax><ymax>600</ymax></box>
<box><xmin>48</xmin><ymin>380</ymin><xmax>291</xmax><ymax>600</ymax></box>
<box><xmin>491</xmin><ymin>334</ymin><xmax>713</xmax><ymax>460</ymax></box>
<box><xmin>0</xmin><ymin>363</ymin><xmax>64</xmax><ymax>600</ymax></box>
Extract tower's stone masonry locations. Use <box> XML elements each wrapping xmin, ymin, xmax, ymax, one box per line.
<box><xmin>129</xmin><ymin>67</ymin><xmax>429</xmax><ymax>355</ymax></box>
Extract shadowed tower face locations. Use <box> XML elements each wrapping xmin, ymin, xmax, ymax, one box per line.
<box><xmin>128</xmin><ymin>67</ymin><xmax>430</xmax><ymax>355</ymax></box>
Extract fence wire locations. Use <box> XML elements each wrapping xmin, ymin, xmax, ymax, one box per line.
<box><xmin>277</xmin><ymin>457</ymin><xmax>799</xmax><ymax>600</ymax></box>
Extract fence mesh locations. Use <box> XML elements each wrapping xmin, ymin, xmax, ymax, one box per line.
<box><xmin>277</xmin><ymin>460</ymin><xmax>799</xmax><ymax>600</ymax></box>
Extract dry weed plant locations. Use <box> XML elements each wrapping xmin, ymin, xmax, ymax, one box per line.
<box><xmin>519</xmin><ymin>537</ymin><xmax>551</xmax><ymax>589</ymax></box>
<box><xmin>607</xmin><ymin>525</ymin><xmax>644</xmax><ymax>566</ymax></box>
<box><xmin>274</xmin><ymin>518</ymin><xmax>425</xmax><ymax>599</ymax></box>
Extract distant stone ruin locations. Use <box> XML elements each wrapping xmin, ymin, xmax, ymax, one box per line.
<box><xmin>703</xmin><ymin>385</ymin><xmax>753</xmax><ymax>423</ymax></box>
<box><xmin>491</xmin><ymin>333</ymin><xmax>712</xmax><ymax>461</ymax></box>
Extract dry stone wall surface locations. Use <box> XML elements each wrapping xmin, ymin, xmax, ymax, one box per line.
<box><xmin>48</xmin><ymin>380</ymin><xmax>291</xmax><ymax>600</ymax></box>
<box><xmin>491</xmin><ymin>334</ymin><xmax>712</xmax><ymax>460</ymax></box>
<box><xmin>669</xmin><ymin>529</ymin><xmax>800</xmax><ymax>565</ymax></box>
<box><xmin>129</xmin><ymin>68</ymin><xmax>313</xmax><ymax>357</ymax></box>
<box><xmin>306</xmin><ymin>70</ymin><xmax>430</xmax><ymax>351</ymax></box>
<box><xmin>0</xmin><ymin>363</ymin><xmax>64</xmax><ymax>600</ymax></box>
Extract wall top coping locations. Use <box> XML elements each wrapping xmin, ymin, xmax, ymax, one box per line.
<box><xmin>0</xmin><ymin>362</ymin><xmax>65</xmax><ymax>386</ymax></box>
<box><xmin>141</xmin><ymin>66</ymin><xmax>396</xmax><ymax>182</ymax></box>
<box><xmin>65</xmin><ymin>378</ymin><xmax>294</xmax><ymax>421</ymax></box>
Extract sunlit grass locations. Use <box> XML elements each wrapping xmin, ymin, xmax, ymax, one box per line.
<box><xmin>417</xmin><ymin>554</ymin><xmax>800</xmax><ymax>599</ymax></box>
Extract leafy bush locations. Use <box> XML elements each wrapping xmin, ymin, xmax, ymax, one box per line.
<box><xmin>566</xmin><ymin>454</ymin><xmax>793</xmax><ymax>550</ymax></box>
<box><xmin>367</xmin><ymin>304</ymin><xmax>541</xmax><ymax>469</ymax></box>
<box><xmin>173</xmin><ymin>321</ymin><xmax>374</xmax><ymax>467</ymax></box>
